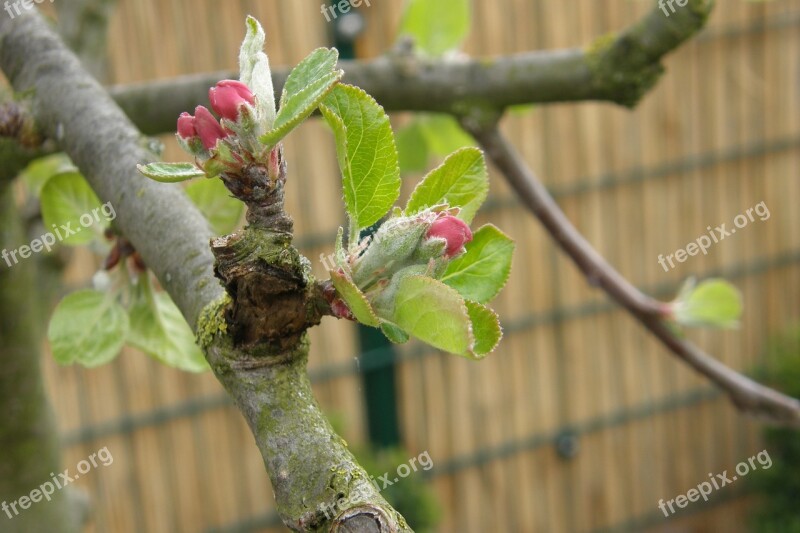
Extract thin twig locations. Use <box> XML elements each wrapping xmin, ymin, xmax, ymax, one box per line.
<box><xmin>466</xmin><ymin>123</ymin><xmax>800</xmax><ymax>427</ymax></box>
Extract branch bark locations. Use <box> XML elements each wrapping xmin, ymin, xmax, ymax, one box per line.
<box><xmin>55</xmin><ymin>0</ymin><xmax>118</xmax><ymax>80</ymax></box>
<box><xmin>0</xmin><ymin>181</ymin><xmax>85</xmax><ymax>532</ymax></box>
<box><xmin>0</xmin><ymin>10</ymin><xmax>407</xmax><ymax>532</ymax></box>
<box><xmin>109</xmin><ymin>1</ymin><xmax>714</xmax><ymax>135</ymax></box>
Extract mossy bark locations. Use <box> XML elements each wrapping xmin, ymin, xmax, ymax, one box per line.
<box><xmin>199</xmin><ymin>149</ymin><xmax>411</xmax><ymax>531</ymax></box>
<box><xmin>204</xmin><ymin>332</ymin><xmax>409</xmax><ymax>532</ymax></box>
<box><xmin>0</xmin><ymin>184</ymin><xmax>82</xmax><ymax>532</ymax></box>
<box><xmin>585</xmin><ymin>0</ymin><xmax>714</xmax><ymax>107</ymax></box>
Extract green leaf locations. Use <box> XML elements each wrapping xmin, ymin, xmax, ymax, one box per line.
<box><xmin>40</xmin><ymin>172</ymin><xmax>108</xmax><ymax>246</ymax></box>
<box><xmin>405</xmin><ymin>147</ymin><xmax>488</xmax><ymax>223</ymax></box>
<box><xmin>137</xmin><ymin>162</ymin><xmax>205</xmax><ymax>183</ymax></box>
<box><xmin>508</xmin><ymin>103</ymin><xmax>537</xmax><ymax>117</ymax></box>
<box><xmin>47</xmin><ymin>289</ymin><xmax>128</xmax><ymax>367</ymax></box>
<box><xmin>127</xmin><ymin>280</ymin><xmax>209</xmax><ymax>372</ymax></box>
<box><xmin>281</xmin><ymin>48</ymin><xmax>339</xmax><ymax>104</ymax></box>
<box><xmin>392</xmin><ymin>275</ymin><xmax>474</xmax><ymax>357</ymax></box>
<box><xmin>186</xmin><ymin>178</ymin><xmax>243</xmax><ymax>235</ymax></box>
<box><xmin>397</xmin><ymin>120</ymin><xmax>430</xmax><ymax>174</ymax></box>
<box><xmin>330</xmin><ymin>269</ymin><xmax>380</xmax><ymax>327</ymax></box>
<box><xmin>20</xmin><ymin>153</ymin><xmax>75</xmax><ymax>196</ymax></box>
<box><xmin>380</xmin><ymin>322</ymin><xmax>410</xmax><ymax>344</ymax></box>
<box><xmin>334</xmin><ymin>226</ymin><xmax>346</xmax><ymax>268</ymax></box>
<box><xmin>320</xmin><ymin>84</ymin><xmax>401</xmax><ymax>232</ymax></box>
<box><xmin>397</xmin><ymin>115</ymin><xmax>475</xmax><ymax>175</ymax></box>
<box><xmin>441</xmin><ymin>224</ymin><xmax>514</xmax><ymax>304</ymax></box>
<box><xmin>465</xmin><ymin>300</ymin><xmax>501</xmax><ymax>357</ymax></box>
<box><xmin>673</xmin><ymin>278</ymin><xmax>743</xmax><ymax>329</ymax></box>
<box><xmin>201</xmin><ymin>141</ymin><xmax>238</xmax><ymax>179</ymax></box>
<box><xmin>239</xmin><ymin>15</ymin><xmax>276</xmax><ymax>128</ymax></box>
<box><xmin>398</xmin><ymin>0</ymin><xmax>471</xmax><ymax>56</ymax></box>
<box><xmin>262</xmin><ymin>48</ymin><xmax>343</xmax><ymax>146</ymax></box>
<box><xmin>418</xmin><ymin>114</ymin><xmax>475</xmax><ymax>157</ymax></box>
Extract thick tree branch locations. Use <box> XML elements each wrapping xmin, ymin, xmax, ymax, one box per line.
<box><xmin>0</xmin><ymin>182</ymin><xmax>85</xmax><ymax>532</ymax></box>
<box><xmin>109</xmin><ymin>0</ymin><xmax>713</xmax><ymax>136</ymax></box>
<box><xmin>0</xmin><ymin>11</ymin><xmax>406</xmax><ymax>531</ymax></box>
<box><xmin>55</xmin><ymin>0</ymin><xmax>118</xmax><ymax>81</ymax></box>
<box><xmin>0</xmin><ymin>15</ymin><xmax>218</xmax><ymax>327</ymax></box>
<box><xmin>465</xmin><ymin>123</ymin><xmax>800</xmax><ymax>426</ymax></box>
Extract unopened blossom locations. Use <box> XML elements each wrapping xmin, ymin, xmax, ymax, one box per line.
<box><xmin>209</xmin><ymin>80</ymin><xmax>256</xmax><ymax>122</ymax></box>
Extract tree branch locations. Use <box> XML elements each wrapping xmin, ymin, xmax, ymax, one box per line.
<box><xmin>0</xmin><ymin>11</ymin><xmax>406</xmax><ymax>531</ymax></box>
<box><xmin>0</xmin><ymin>14</ymin><xmax>218</xmax><ymax>327</ymax></box>
<box><xmin>55</xmin><ymin>0</ymin><xmax>118</xmax><ymax>81</ymax></box>
<box><xmin>109</xmin><ymin>0</ymin><xmax>713</xmax><ymax>136</ymax></box>
<box><xmin>465</xmin><ymin>123</ymin><xmax>800</xmax><ymax>426</ymax></box>
<box><xmin>0</xmin><ymin>181</ymin><xmax>86</xmax><ymax>533</ymax></box>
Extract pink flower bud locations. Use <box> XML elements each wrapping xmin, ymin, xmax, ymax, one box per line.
<box><xmin>193</xmin><ymin>106</ymin><xmax>227</xmax><ymax>150</ymax></box>
<box><xmin>208</xmin><ymin>80</ymin><xmax>256</xmax><ymax>122</ymax></box>
<box><xmin>427</xmin><ymin>215</ymin><xmax>473</xmax><ymax>257</ymax></box>
<box><xmin>177</xmin><ymin>112</ymin><xmax>196</xmax><ymax>139</ymax></box>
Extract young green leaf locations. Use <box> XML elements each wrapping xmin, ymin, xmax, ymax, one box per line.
<box><xmin>441</xmin><ymin>224</ymin><xmax>514</xmax><ymax>303</ymax></box>
<box><xmin>398</xmin><ymin>0</ymin><xmax>471</xmax><ymax>56</ymax></box>
<box><xmin>127</xmin><ymin>280</ymin><xmax>209</xmax><ymax>372</ymax></box>
<box><xmin>380</xmin><ymin>322</ymin><xmax>410</xmax><ymax>344</ymax></box>
<box><xmin>465</xmin><ymin>300</ymin><xmax>502</xmax><ymax>357</ymax></box>
<box><xmin>186</xmin><ymin>178</ymin><xmax>244</xmax><ymax>235</ymax></box>
<box><xmin>261</xmin><ymin>48</ymin><xmax>343</xmax><ymax>146</ymax></box>
<box><xmin>320</xmin><ymin>84</ymin><xmax>401</xmax><ymax>233</ymax></box>
<box><xmin>418</xmin><ymin>114</ymin><xmax>475</xmax><ymax>156</ymax></box>
<box><xmin>330</xmin><ymin>269</ymin><xmax>381</xmax><ymax>327</ymax></box>
<box><xmin>239</xmin><ymin>15</ymin><xmax>276</xmax><ymax>128</ymax></box>
<box><xmin>137</xmin><ymin>162</ymin><xmax>206</xmax><ymax>183</ymax></box>
<box><xmin>405</xmin><ymin>147</ymin><xmax>488</xmax><ymax>223</ymax></box>
<box><xmin>282</xmin><ymin>48</ymin><xmax>339</xmax><ymax>104</ymax></box>
<box><xmin>392</xmin><ymin>275</ymin><xmax>474</xmax><ymax>357</ymax></box>
<box><xmin>672</xmin><ymin>278</ymin><xmax>743</xmax><ymax>329</ymax></box>
<box><xmin>20</xmin><ymin>153</ymin><xmax>75</xmax><ymax>196</ymax></box>
<box><xmin>48</xmin><ymin>289</ymin><xmax>129</xmax><ymax>367</ymax></box>
<box><xmin>40</xmin><ymin>172</ymin><xmax>108</xmax><ymax>246</ymax></box>
<box><xmin>397</xmin><ymin>120</ymin><xmax>431</xmax><ymax>174</ymax></box>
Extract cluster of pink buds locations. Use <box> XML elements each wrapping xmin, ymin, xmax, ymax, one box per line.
<box><xmin>177</xmin><ymin>80</ymin><xmax>256</xmax><ymax>151</ymax></box>
<box><xmin>170</xmin><ymin>78</ymin><xmax>286</xmax><ymax>194</ymax></box>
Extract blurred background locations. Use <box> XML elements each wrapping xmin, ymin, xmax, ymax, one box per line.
<box><xmin>24</xmin><ymin>0</ymin><xmax>800</xmax><ymax>531</ymax></box>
